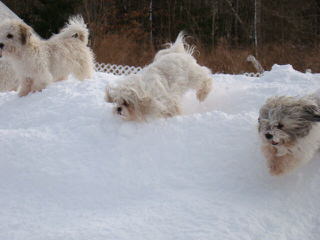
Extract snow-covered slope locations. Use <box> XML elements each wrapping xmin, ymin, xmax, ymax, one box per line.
<box><xmin>0</xmin><ymin>1</ymin><xmax>20</xmax><ymax>20</ymax></box>
<box><xmin>1</xmin><ymin>65</ymin><xmax>320</xmax><ymax>240</ymax></box>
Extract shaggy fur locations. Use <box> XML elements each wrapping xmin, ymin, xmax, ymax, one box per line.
<box><xmin>105</xmin><ymin>32</ymin><xmax>213</xmax><ymax>121</ymax></box>
<box><xmin>258</xmin><ymin>95</ymin><xmax>320</xmax><ymax>175</ymax></box>
<box><xmin>0</xmin><ymin>16</ymin><xmax>95</xmax><ymax>97</ymax></box>
<box><xmin>0</xmin><ymin>60</ymin><xmax>19</xmax><ymax>91</ymax></box>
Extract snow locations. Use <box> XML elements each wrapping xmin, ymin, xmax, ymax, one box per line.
<box><xmin>1</xmin><ymin>65</ymin><xmax>320</xmax><ymax>240</ymax></box>
<box><xmin>0</xmin><ymin>1</ymin><xmax>20</xmax><ymax>20</ymax></box>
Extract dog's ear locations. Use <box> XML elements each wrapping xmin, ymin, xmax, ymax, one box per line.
<box><xmin>302</xmin><ymin>104</ymin><xmax>320</xmax><ymax>122</ymax></box>
<box><xmin>19</xmin><ymin>23</ymin><xmax>32</xmax><ymax>45</ymax></box>
<box><xmin>105</xmin><ymin>88</ymin><xmax>114</xmax><ymax>103</ymax></box>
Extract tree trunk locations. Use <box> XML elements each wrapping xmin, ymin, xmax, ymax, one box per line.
<box><xmin>211</xmin><ymin>0</ymin><xmax>218</xmax><ymax>47</ymax></box>
<box><xmin>254</xmin><ymin>0</ymin><xmax>262</xmax><ymax>57</ymax></box>
<box><xmin>149</xmin><ymin>0</ymin><xmax>153</xmax><ymax>46</ymax></box>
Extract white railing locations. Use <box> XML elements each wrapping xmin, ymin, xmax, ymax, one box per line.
<box><xmin>244</xmin><ymin>72</ymin><xmax>263</xmax><ymax>77</ymax></box>
<box><xmin>95</xmin><ymin>62</ymin><xmax>263</xmax><ymax>77</ymax></box>
<box><xmin>95</xmin><ymin>62</ymin><xmax>143</xmax><ymax>76</ymax></box>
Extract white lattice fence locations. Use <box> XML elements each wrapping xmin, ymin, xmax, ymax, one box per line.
<box><xmin>95</xmin><ymin>62</ymin><xmax>263</xmax><ymax>77</ymax></box>
<box><xmin>244</xmin><ymin>72</ymin><xmax>263</xmax><ymax>77</ymax></box>
<box><xmin>95</xmin><ymin>62</ymin><xmax>142</xmax><ymax>75</ymax></box>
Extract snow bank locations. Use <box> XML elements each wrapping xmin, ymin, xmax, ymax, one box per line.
<box><xmin>0</xmin><ymin>65</ymin><xmax>320</xmax><ymax>240</ymax></box>
<box><xmin>0</xmin><ymin>2</ymin><xmax>20</xmax><ymax>20</ymax></box>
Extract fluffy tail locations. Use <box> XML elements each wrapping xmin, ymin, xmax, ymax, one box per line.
<box><xmin>154</xmin><ymin>31</ymin><xmax>195</xmax><ymax>60</ymax></box>
<box><xmin>59</xmin><ymin>15</ymin><xmax>89</xmax><ymax>45</ymax></box>
<box><xmin>168</xmin><ymin>31</ymin><xmax>195</xmax><ymax>54</ymax></box>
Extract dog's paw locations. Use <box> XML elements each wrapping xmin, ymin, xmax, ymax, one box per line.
<box><xmin>18</xmin><ymin>87</ymin><xmax>31</xmax><ymax>97</ymax></box>
<box><xmin>196</xmin><ymin>89</ymin><xmax>209</xmax><ymax>102</ymax></box>
<box><xmin>18</xmin><ymin>90</ymin><xmax>30</xmax><ymax>97</ymax></box>
<box><xmin>196</xmin><ymin>83</ymin><xmax>211</xmax><ymax>102</ymax></box>
<box><xmin>269</xmin><ymin>164</ymin><xmax>285</xmax><ymax>176</ymax></box>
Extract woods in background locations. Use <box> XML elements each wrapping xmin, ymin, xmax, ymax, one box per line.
<box><xmin>3</xmin><ymin>0</ymin><xmax>320</xmax><ymax>73</ymax></box>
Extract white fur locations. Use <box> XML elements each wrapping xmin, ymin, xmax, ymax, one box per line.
<box><xmin>289</xmin><ymin>124</ymin><xmax>320</xmax><ymax>163</ymax></box>
<box><xmin>0</xmin><ymin>16</ymin><xmax>95</xmax><ymax>97</ymax></box>
<box><xmin>50</xmin><ymin>15</ymin><xmax>89</xmax><ymax>45</ymax></box>
<box><xmin>0</xmin><ymin>60</ymin><xmax>19</xmax><ymax>91</ymax></box>
<box><xmin>105</xmin><ymin>32</ymin><xmax>213</xmax><ymax>121</ymax></box>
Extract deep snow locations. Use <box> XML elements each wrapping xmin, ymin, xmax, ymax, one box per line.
<box><xmin>0</xmin><ymin>1</ymin><xmax>20</xmax><ymax>20</ymax></box>
<box><xmin>0</xmin><ymin>65</ymin><xmax>320</xmax><ymax>240</ymax></box>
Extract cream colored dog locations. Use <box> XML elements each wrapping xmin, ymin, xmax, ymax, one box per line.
<box><xmin>0</xmin><ymin>16</ymin><xmax>95</xmax><ymax>96</ymax></box>
<box><xmin>105</xmin><ymin>32</ymin><xmax>213</xmax><ymax>121</ymax></box>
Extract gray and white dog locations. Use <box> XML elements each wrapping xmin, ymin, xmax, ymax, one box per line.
<box><xmin>258</xmin><ymin>94</ymin><xmax>320</xmax><ymax>175</ymax></box>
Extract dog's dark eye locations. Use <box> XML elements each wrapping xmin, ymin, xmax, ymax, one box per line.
<box><xmin>7</xmin><ymin>34</ymin><xmax>13</xmax><ymax>39</ymax></box>
<box><xmin>277</xmin><ymin>123</ymin><xmax>284</xmax><ymax>129</ymax></box>
<box><xmin>123</xmin><ymin>101</ymin><xmax>129</xmax><ymax>107</ymax></box>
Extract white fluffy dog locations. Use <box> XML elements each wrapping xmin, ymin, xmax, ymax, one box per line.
<box><xmin>0</xmin><ymin>16</ymin><xmax>95</xmax><ymax>96</ymax></box>
<box><xmin>105</xmin><ymin>32</ymin><xmax>213</xmax><ymax>121</ymax></box>
<box><xmin>258</xmin><ymin>95</ymin><xmax>320</xmax><ymax>175</ymax></box>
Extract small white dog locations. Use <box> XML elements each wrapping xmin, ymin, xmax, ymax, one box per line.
<box><xmin>105</xmin><ymin>32</ymin><xmax>213</xmax><ymax>121</ymax></box>
<box><xmin>0</xmin><ymin>16</ymin><xmax>95</xmax><ymax>96</ymax></box>
<box><xmin>258</xmin><ymin>95</ymin><xmax>320</xmax><ymax>175</ymax></box>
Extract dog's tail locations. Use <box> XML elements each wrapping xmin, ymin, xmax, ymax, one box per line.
<box><xmin>154</xmin><ymin>31</ymin><xmax>195</xmax><ymax>60</ymax></box>
<box><xmin>169</xmin><ymin>31</ymin><xmax>195</xmax><ymax>55</ymax></box>
<box><xmin>59</xmin><ymin>15</ymin><xmax>89</xmax><ymax>45</ymax></box>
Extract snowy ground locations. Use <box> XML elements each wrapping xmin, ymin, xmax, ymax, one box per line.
<box><xmin>0</xmin><ymin>1</ymin><xmax>20</xmax><ymax>20</ymax></box>
<box><xmin>0</xmin><ymin>65</ymin><xmax>320</xmax><ymax>240</ymax></box>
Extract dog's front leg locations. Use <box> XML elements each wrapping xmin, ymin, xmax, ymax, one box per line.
<box><xmin>160</xmin><ymin>98</ymin><xmax>182</xmax><ymax>118</ymax></box>
<box><xmin>262</xmin><ymin>144</ymin><xmax>297</xmax><ymax>176</ymax></box>
<box><xmin>18</xmin><ymin>77</ymin><xmax>33</xmax><ymax>97</ymax></box>
<box><xmin>31</xmin><ymin>72</ymin><xmax>52</xmax><ymax>93</ymax></box>
<box><xmin>196</xmin><ymin>77</ymin><xmax>212</xmax><ymax>102</ymax></box>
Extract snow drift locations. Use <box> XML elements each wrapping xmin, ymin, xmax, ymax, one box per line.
<box><xmin>0</xmin><ymin>65</ymin><xmax>320</xmax><ymax>240</ymax></box>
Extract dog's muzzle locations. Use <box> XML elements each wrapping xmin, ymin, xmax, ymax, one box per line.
<box><xmin>264</xmin><ymin>133</ymin><xmax>280</xmax><ymax>145</ymax></box>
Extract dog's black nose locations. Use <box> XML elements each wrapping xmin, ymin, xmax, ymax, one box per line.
<box><xmin>0</xmin><ymin>43</ymin><xmax>4</xmax><ymax>49</ymax></box>
<box><xmin>265</xmin><ymin>133</ymin><xmax>273</xmax><ymax>139</ymax></box>
<box><xmin>117</xmin><ymin>107</ymin><xmax>122</xmax><ymax>113</ymax></box>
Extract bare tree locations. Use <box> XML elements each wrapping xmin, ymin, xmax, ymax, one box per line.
<box><xmin>149</xmin><ymin>0</ymin><xmax>153</xmax><ymax>45</ymax></box>
<box><xmin>254</xmin><ymin>0</ymin><xmax>262</xmax><ymax>56</ymax></box>
<box><xmin>211</xmin><ymin>0</ymin><xmax>218</xmax><ymax>46</ymax></box>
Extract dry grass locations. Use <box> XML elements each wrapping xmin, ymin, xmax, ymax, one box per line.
<box><xmin>197</xmin><ymin>40</ymin><xmax>256</xmax><ymax>74</ymax></box>
<box><xmin>93</xmin><ymin>33</ymin><xmax>155</xmax><ymax>67</ymax></box>
<box><xmin>92</xmin><ymin>34</ymin><xmax>320</xmax><ymax>74</ymax></box>
<box><xmin>259</xmin><ymin>44</ymin><xmax>320</xmax><ymax>73</ymax></box>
